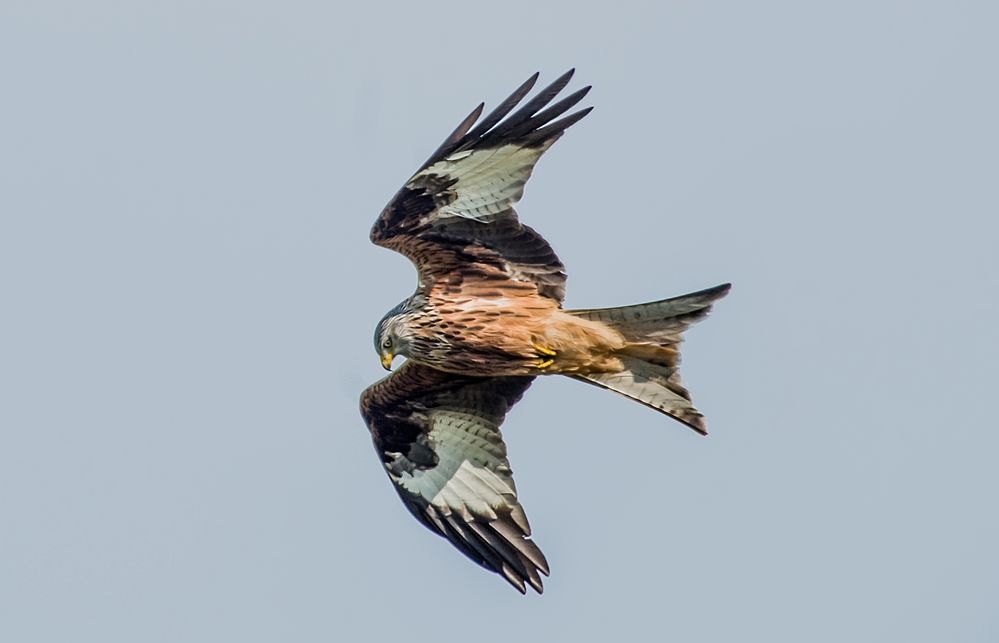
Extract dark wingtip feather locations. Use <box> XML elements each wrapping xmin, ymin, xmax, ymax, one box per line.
<box><xmin>482</xmin><ymin>69</ymin><xmax>579</xmax><ymax>145</ymax></box>
<box><xmin>414</xmin><ymin>69</ymin><xmax>592</xmax><ymax>172</ymax></box>
<box><xmin>501</xmin><ymin>85</ymin><xmax>593</xmax><ymax>143</ymax></box>
<box><xmin>522</xmin><ymin>106</ymin><xmax>594</xmax><ymax>146</ymax></box>
<box><xmin>502</xmin><ymin>565</ymin><xmax>528</xmax><ymax>594</ymax></box>
<box><xmin>419</xmin><ymin>69</ymin><xmax>593</xmax><ymax>166</ymax></box>
<box><xmin>463</xmin><ymin>72</ymin><xmax>540</xmax><ymax>143</ymax></box>
<box><xmin>419</xmin><ymin>102</ymin><xmax>485</xmax><ymax>170</ymax></box>
<box><xmin>687</xmin><ymin>416</ymin><xmax>709</xmax><ymax>436</ymax></box>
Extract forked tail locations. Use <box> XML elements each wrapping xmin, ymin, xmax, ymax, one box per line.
<box><xmin>568</xmin><ymin>283</ymin><xmax>731</xmax><ymax>434</ymax></box>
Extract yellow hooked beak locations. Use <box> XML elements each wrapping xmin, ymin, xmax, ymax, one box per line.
<box><xmin>380</xmin><ymin>352</ymin><xmax>395</xmax><ymax>371</ymax></box>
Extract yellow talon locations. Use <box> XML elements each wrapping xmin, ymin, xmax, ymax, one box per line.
<box><xmin>532</xmin><ymin>341</ymin><xmax>557</xmax><ymax>369</ymax></box>
<box><xmin>533</xmin><ymin>342</ymin><xmax>557</xmax><ymax>357</ymax></box>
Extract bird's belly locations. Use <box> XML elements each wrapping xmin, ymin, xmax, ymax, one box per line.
<box><xmin>417</xmin><ymin>300</ymin><xmax>626</xmax><ymax>377</ymax></box>
<box><xmin>428</xmin><ymin>318</ymin><xmax>543</xmax><ymax>376</ymax></box>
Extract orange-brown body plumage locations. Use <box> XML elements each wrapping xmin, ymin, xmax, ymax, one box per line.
<box><xmin>360</xmin><ymin>70</ymin><xmax>730</xmax><ymax>594</ymax></box>
<box><xmin>426</xmin><ymin>276</ymin><xmax>628</xmax><ymax>376</ymax></box>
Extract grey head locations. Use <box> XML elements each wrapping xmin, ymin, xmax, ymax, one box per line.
<box><xmin>373</xmin><ymin>298</ymin><xmax>418</xmax><ymax>371</ymax></box>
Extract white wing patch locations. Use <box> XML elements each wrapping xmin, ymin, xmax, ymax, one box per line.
<box><xmin>392</xmin><ymin>406</ymin><xmax>519</xmax><ymax>521</ymax></box>
<box><xmin>418</xmin><ymin>144</ymin><xmax>550</xmax><ymax>224</ymax></box>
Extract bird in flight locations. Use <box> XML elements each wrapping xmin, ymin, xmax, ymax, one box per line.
<box><xmin>360</xmin><ymin>70</ymin><xmax>730</xmax><ymax>594</ymax></box>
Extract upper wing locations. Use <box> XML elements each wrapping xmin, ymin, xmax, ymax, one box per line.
<box><xmin>371</xmin><ymin>70</ymin><xmax>593</xmax><ymax>303</ymax></box>
<box><xmin>359</xmin><ymin>362</ymin><xmax>547</xmax><ymax>593</ymax></box>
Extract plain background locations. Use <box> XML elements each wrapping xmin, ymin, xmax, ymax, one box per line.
<box><xmin>2</xmin><ymin>1</ymin><xmax>997</xmax><ymax>641</ymax></box>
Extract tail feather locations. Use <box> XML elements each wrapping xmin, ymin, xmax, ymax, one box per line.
<box><xmin>568</xmin><ymin>283</ymin><xmax>730</xmax><ymax>434</ymax></box>
<box><xmin>571</xmin><ymin>357</ymin><xmax>708</xmax><ymax>433</ymax></box>
<box><xmin>572</xmin><ymin>283</ymin><xmax>731</xmax><ymax>339</ymax></box>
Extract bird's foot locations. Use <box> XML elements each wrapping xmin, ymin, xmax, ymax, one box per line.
<box><xmin>533</xmin><ymin>342</ymin><xmax>557</xmax><ymax>357</ymax></box>
<box><xmin>533</xmin><ymin>342</ymin><xmax>557</xmax><ymax>370</ymax></box>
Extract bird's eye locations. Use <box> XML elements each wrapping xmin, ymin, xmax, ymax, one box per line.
<box><xmin>382</xmin><ymin>337</ymin><xmax>392</xmax><ymax>349</ymax></box>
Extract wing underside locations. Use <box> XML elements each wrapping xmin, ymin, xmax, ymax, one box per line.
<box><xmin>370</xmin><ymin>70</ymin><xmax>593</xmax><ymax>303</ymax></box>
<box><xmin>360</xmin><ymin>362</ymin><xmax>547</xmax><ymax>593</ymax></box>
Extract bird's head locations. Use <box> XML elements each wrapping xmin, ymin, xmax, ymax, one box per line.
<box><xmin>373</xmin><ymin>301</ymin><xmax>416</xmax><ymax>371</ymax></box>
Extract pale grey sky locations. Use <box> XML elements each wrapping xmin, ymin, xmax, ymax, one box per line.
<box><xmin>2</xmin><ymin>1</ymin><xmax>997</xmax><ymax>641</ymax></box>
